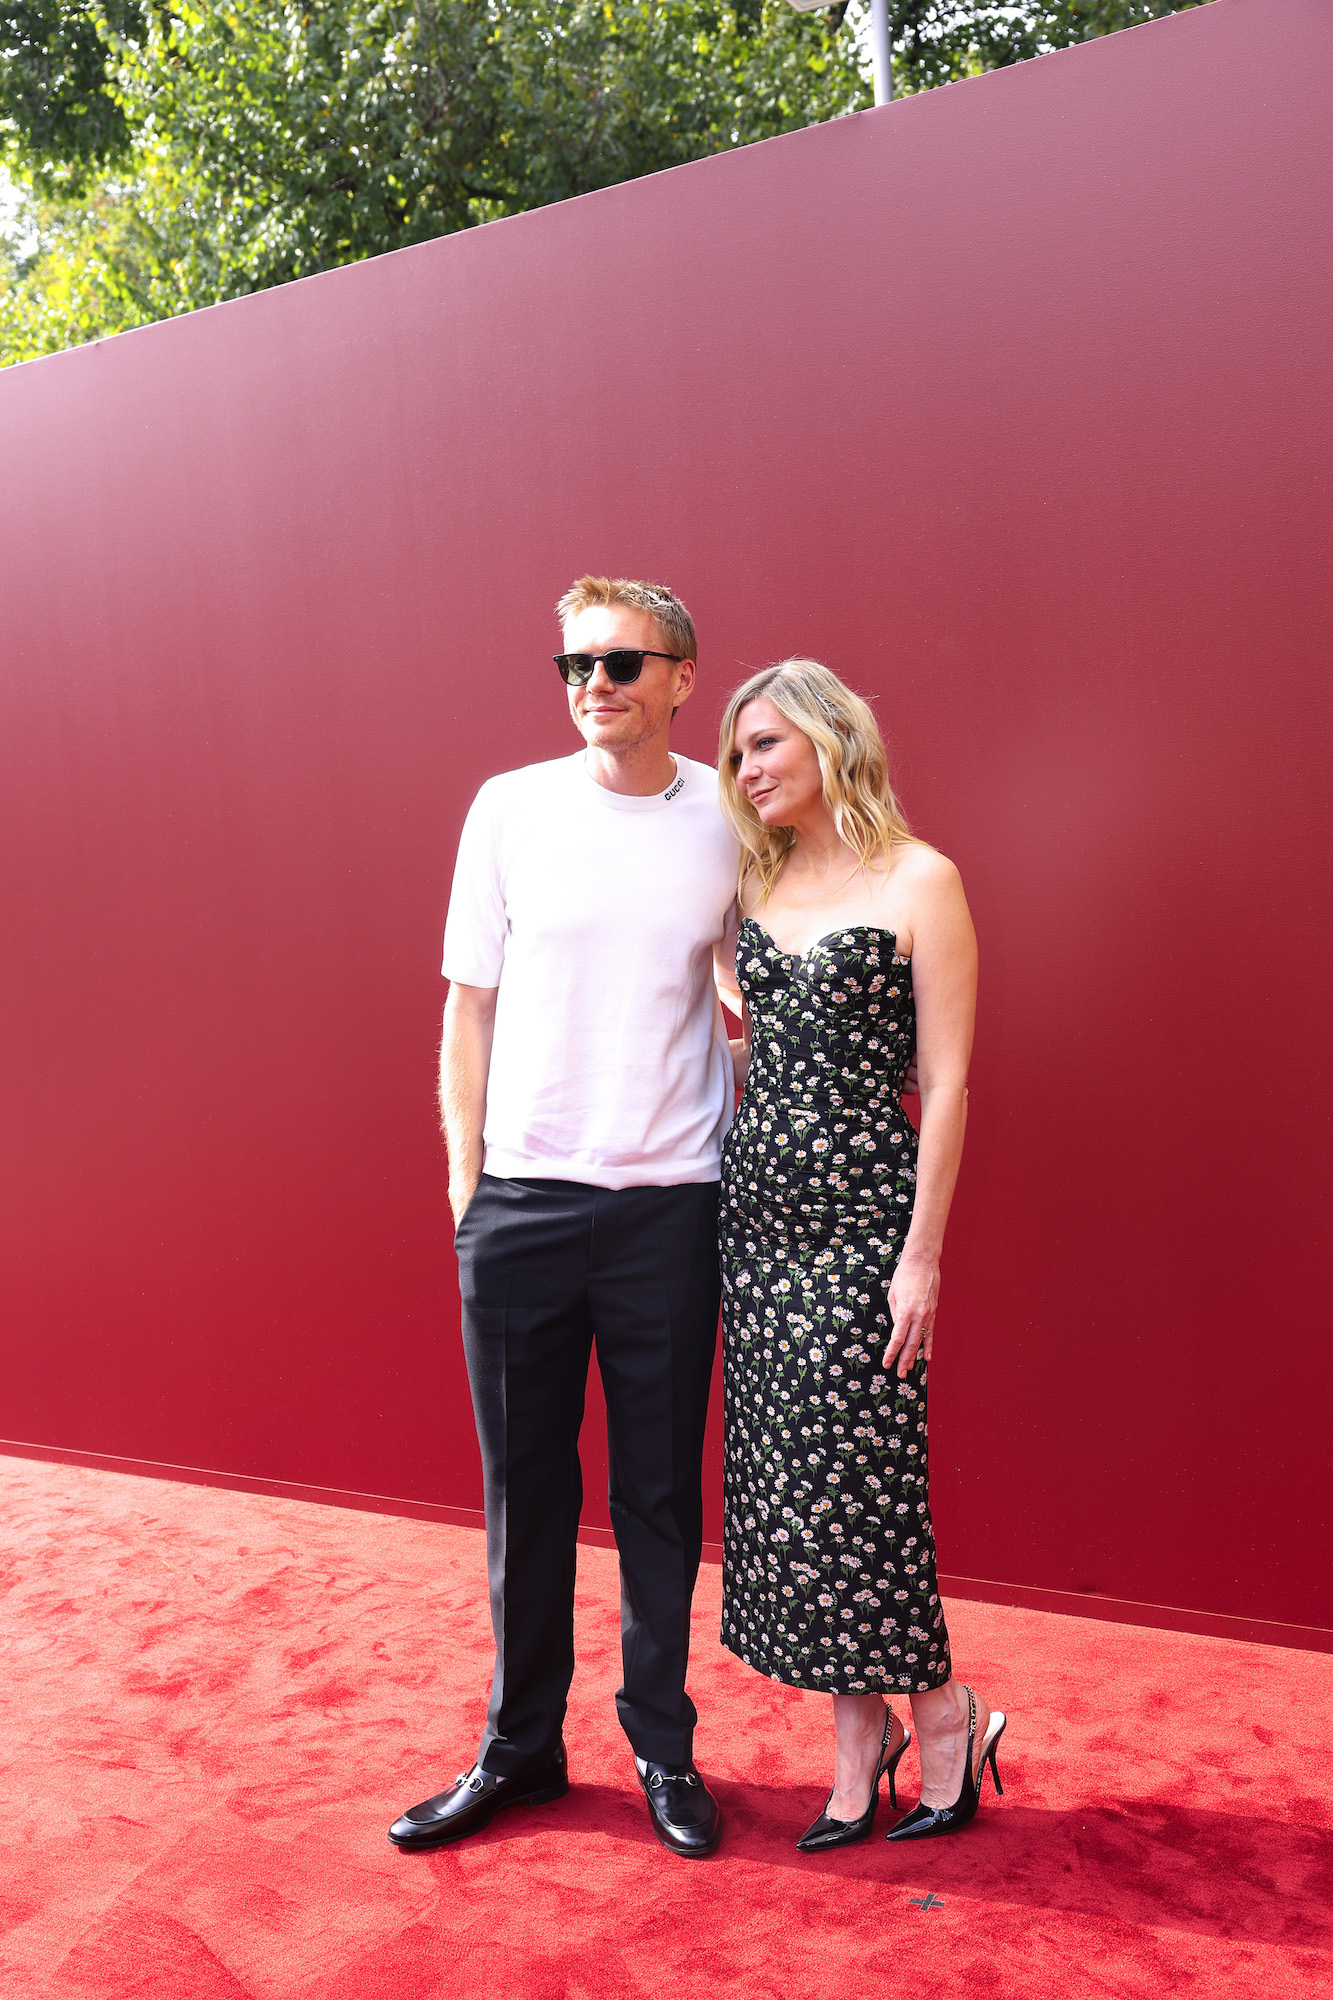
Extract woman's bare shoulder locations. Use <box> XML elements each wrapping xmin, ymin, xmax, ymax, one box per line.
<box><xmin>885</xmin><ymin>839</ymin><xmax>963</xmax><ymax>898</ymax></box>
<box><xmin>867</xmin><ymin>842</ymin><xmax>970</xmax><ymax>958</ymax></box>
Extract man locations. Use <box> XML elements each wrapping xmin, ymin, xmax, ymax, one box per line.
<box><xmin>389</xmin><ymin>577</ymin><xmax>739</xmax><ymax>1858</ymax></box>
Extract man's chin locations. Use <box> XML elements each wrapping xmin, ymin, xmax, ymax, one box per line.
<box><xmin>579</xmin><ymin>723</ymin><xmax>642</xmax><ymax>751</ymax></box>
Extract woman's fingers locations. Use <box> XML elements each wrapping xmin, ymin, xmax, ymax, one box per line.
<box><xmin>897</xmin><ymin>1320</ymin><xmax>926</xmax><ymax>1378</ymax></box>
<box><xmin>885</xmin><ymin>1304</ymin><xmax>934</xmax><ymax>1377</ymax></box>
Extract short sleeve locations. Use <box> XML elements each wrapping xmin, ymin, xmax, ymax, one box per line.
<box><xmin>441</xmin><ymin>781</ymin><xmax>507</xmax><ymax>986</ymax></box>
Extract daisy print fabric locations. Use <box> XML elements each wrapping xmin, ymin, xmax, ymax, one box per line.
<box><xmin>719</xmin><ymin>920</ymin><xmax>952</xmax><ymax>1695</ymax></box>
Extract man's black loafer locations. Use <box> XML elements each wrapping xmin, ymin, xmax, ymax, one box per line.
<box><xmin>388</xmin><ymin>1745</ymin><xmax>569</xmax><ymax>1850</ymax></box>
<box><xmin>637</xmin><ymin>1759</ymin><xmax>722</xmax><ymax>1857</ymax></box>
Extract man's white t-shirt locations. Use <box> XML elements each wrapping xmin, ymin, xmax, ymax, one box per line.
<box><xmin>441</xmin><ymin>752</ymin><xmax>740</xmax><ymax>1189</ymax></box>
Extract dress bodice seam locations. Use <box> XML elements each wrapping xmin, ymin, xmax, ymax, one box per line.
<box><xmin>740</xmin><ymin>915</ymin><xmax>911</xmax><ymax>966</ymax></box>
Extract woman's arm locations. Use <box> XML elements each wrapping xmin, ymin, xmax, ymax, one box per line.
<box><xmin>883</xmin><ymin>852</ymin><xmax>978</xmax><ymax>1380</ymax></box>
<box><xmin>729</xmin><ymin>999</ymin><xmax>753</xmax><ymax>1090</ymax></box>
<box><xmin>713</xmin><ymin>931</ymin><xmax>752</xmax><ymax>1089</ymax></box>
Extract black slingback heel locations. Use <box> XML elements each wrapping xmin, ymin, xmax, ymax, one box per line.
<box><xmin>796</xmin><ymin>1704</ymin><xmax>913</xmax><ymax>1853</ymax></box>
<box><xmin>884</xmin><ymin>1684</ymin><xmax>1006</xmax><ymax>1842</ymax></box>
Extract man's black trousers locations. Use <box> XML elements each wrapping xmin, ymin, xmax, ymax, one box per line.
<box><xmin>455</xmin><ymin>1175</ymin><xmax>721</xmax><ymax>1777</ymax></box>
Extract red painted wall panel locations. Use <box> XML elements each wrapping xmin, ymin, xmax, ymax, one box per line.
<box><xmin>2</xmin><ymin>0</ymin><xmax>1329</xmax><ymax>1631</ymax></box>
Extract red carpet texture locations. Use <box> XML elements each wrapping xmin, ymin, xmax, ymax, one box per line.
<box><xmin>1</xmin><ymin>1456</ymin><xmax>1329</xmax><ymax>1999</ymax></box>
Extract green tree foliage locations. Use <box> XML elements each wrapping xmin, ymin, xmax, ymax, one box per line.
<box><xmin>1</xmin><ymin>1</ymin><xmax>1203</xmax><ymax>365</ymax></box>
<box><xmin>107</xmin><ymin>0</ymin><xmax>870</xmax><ymax>286</ymax></box>
<box><xmin>1</xmin><ymin>1</ymin><xmax>868</xmax><ymax>353</ymax></box>
<box><xmin>0</xmin><ymin>0</ymin><xmax>135</xmax><ymax>188</ymax></box>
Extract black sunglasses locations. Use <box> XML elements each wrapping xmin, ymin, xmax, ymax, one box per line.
<box><xmin>554</xmin><ymin>648</ymin><xmax>683</xmax><ymax>686</ymax></box>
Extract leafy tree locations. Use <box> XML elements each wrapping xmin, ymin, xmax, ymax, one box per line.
<box><xmin>91</xmin><ymin>0</ymin><xmax>870</xmax><ymax>289</ymax></box>
<box><xmin>1</xmin><ymin>2</ymin><xmax>1205</xmax><ymax>365</ymax></box>
<box><xmin>2</xmin><ymin>2</ymin><xmax>870</xmax><ymax>348</ymax></box>
<box><xmin>0</xmin><ymin>0</ymin><xmax>136</xmax><ymax>189</ymax></box>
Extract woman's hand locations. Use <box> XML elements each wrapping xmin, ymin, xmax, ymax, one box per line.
<box><xmin>885</xmin><ymin>1246</ymin><xmax>940</xmax><ymax>1379</ymax></box>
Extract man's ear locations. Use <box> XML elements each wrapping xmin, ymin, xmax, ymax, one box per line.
<box><xmin>670</xmin><ymin>657</ymin><xmax>697</xmax><ymax>716</ymax></box>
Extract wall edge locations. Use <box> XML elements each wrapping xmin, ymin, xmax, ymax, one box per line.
<box><xmin>5</xmin><ymin>1439</ymin><xmax>1329</xmax><ymax>1654</ymax></box>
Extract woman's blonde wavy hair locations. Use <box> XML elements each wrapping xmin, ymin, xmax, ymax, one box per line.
<box><xmin>717</xmin><ymin>659</ymin><xmax>914</xmax><ymax>901</ymax></box>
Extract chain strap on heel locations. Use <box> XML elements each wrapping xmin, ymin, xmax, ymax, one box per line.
<box><xmin>883</xmin><ymin>1723</ymin><xmax>911</xmax><ymax>1811</ymax></box>
<box><xmin>884</xmin><ymin>1685</ymin><xmax>1007</xmax><ymax>1843</ymax></box>
<box><xmin>796</xmin><ymin>1704</ymin><xmax>911</xmax><ymax>1853</ymax></box>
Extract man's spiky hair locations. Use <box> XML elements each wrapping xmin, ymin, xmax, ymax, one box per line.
<box><xmin>556</xmin><ymin>576</ymin><xmax>697</xmax><ymax>664</ymax></box>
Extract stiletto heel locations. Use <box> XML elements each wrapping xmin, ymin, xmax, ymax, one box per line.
<box><xmin>796</xmin><ymin>1705</ymin><xmax>911</xmax><ymax>1852</ymax></box>
<box><xmin>884</xmin><ymin>1686</ymin><xmax>1007</xmax><ymax>1843</ymax></box>
<box><xmin>884</xmin><ymin>1727</ymin><xmax>911</xmax><ymax>1811</ymax></box>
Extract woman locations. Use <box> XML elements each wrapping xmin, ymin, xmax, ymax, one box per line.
<box><xmin>715</xmin><ymin>659</ymin><xmax>1005</xmax><ymax>1849</ymax></box>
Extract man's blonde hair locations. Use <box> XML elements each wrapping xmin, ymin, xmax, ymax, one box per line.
<box><xmin>556</xmin><ymin>575</ymin><xmax>697</xmax><ymax>665</ymax></box>
<box><xmin>718</xmin><ymin>659</ymin><xmax>915</xmax><ymax>901</ymax></box>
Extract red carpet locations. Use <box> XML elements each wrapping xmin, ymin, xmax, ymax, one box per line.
<box><xmin>1</xmin><ymin>1455</ymin><xmax>1329</xmax><ymax>1998</ymax></box>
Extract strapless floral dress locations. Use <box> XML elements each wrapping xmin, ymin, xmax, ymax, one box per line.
<box><xmin>718</xmin><ymin>920</ymin><xmax>952</xmax><ymax>1695</ymax></box>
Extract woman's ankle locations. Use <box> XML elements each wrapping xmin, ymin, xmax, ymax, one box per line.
<box><xmin>831</xmin><ymin>1692</ymin><xmax>889</xmax><ymax>1752</ymax></box>
<box><xmin>911</xmin><ymin>1680</ymin><xmax>978</xmax><ymax>1747</ymax></box>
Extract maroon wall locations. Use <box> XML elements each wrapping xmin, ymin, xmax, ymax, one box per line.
<box><xmin>2</xmin><ymin>0</ymin><xmax>1329</xmax><ymax>1643</ymax></box>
